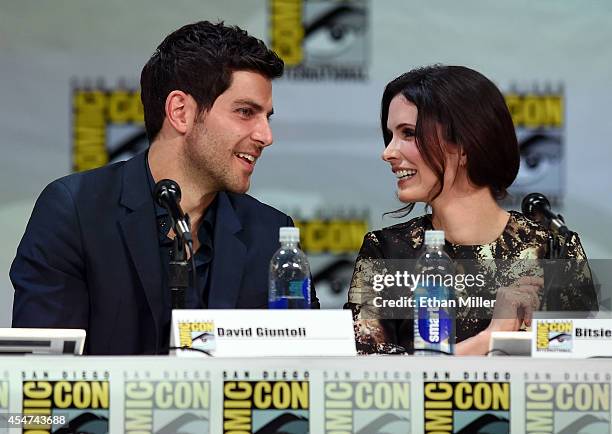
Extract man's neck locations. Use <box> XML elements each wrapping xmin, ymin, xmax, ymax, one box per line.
<box><xmin>148</xmin><ymin>140</ymin><xmax>217</xmax><ymax>229</ymax></box>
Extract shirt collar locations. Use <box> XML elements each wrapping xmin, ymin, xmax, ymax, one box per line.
<box><xmin>145</xmin><ymin>150</ymin><xmax>217</xmax><ymax>243</ymax></box>
<box><xmin>200</xmin><ymin>196</ymin><xmax>217</xmax><ymax>238</ymax></box>
<box><xmin>145</xmin><ymin>151</ymin><xmax>169</xmax><ymax>219</ymax></box>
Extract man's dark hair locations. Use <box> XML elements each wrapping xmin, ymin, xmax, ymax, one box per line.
<box><xmin>140</xmin><ymin>21</ymin><xmax>284</xmax><ymax>142</ymax></box>
<box><xmin>381</xmin><ymin>65</ymin><xmax>519</xmax><ymax>212</ymax></box>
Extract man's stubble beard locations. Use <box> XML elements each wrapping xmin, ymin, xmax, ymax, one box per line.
<box><xmin>183</xmin><ymin>120</ymin><xmax>248</xmax><ymax>194</ymax></box>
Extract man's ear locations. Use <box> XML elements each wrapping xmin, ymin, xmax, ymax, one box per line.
<box><xmin>164</xmin><ymin>91</ymin><xmax>198</xmax><ymax>134</ymax></box>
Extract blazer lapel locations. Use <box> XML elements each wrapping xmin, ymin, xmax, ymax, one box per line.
<box><xmin>118</xmin><ymin>152</ymin><xmax>163</xmax><ymax>348</ymax></box>
<box><xmin>208</xmin><ymin>192</ymin><xmax>247</xmax><ymax>308</ymax></box>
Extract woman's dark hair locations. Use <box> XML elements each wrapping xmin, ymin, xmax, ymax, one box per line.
<box><xmin>381</xmin><ymin>65</ymin><xmax>519</xmax><ymax>215</ymax></box>
<box><xmin>140</xmin><ymin>21</ymin><xmax>284</xmax><ymax>142</ymax></box>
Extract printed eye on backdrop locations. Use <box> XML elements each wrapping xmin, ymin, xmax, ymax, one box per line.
<box><xmin>303</xmin><ymin>4</ymin><xmax>367</xmax><ymax>62</ymax></box>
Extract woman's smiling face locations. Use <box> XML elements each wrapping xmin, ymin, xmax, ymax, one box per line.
<box><xmin>382</xmin><ymin>93</ymin><xmax>463</xmax><ymax>205</ymax></box>
<box><xmin>382</xmin><ymin>94</ymin><xmax>440</xmax><ymax>204</ymax></box>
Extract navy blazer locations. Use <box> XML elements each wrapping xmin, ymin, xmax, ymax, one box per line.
<box><xmin>11</xmin><ymin>152</ymin><xmax>318</xmax><ymax>354</ymax></box>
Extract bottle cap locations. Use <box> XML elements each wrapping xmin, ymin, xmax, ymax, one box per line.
<box><xmin>279</xmin><ymin>227</ymin><xmax>300</xmax><ymax>243</ymax></box>
<box><xmin>424</xmin><ymin>230</ymin><xmax>445</xmax><ymax>246</ymax></box>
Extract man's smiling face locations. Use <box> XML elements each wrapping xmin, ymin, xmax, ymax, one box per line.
<box><xmin>184</xmin><ymin>70</ymin><xmax>275</xmax><ymax>193</ymax></box>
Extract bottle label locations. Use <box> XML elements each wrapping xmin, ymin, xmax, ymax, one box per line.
<box><xmin>301</xmin><ymin>278</ymin><xmax>311</xmax><ymax>301</ymax></box>
<box><xmin>417</xmin><ymin>304</ymin><xmax>452</xmax><ymax>344</ymax></box>
<box><xmin>414</xmin><ymin>284</ymin><xmax>454</xmax><ymax>349</ymax></box>
<box><xmin>269</xmin><ymin>278</ymin><xmax>311</xmax><ymax>309</ymax></box>
<box><xmin>287</xmin><ymin>279</ymin><xmax>310</xmax><ymax>300</ymax></box>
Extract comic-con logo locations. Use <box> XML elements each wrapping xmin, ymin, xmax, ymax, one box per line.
<box><xmin>269</xmin><ymin>0</ymin><xmax>370</xmax><ymax>81</ymax></box>
<box><xmin>125</xmin><ymin>381</ymin><xmax>210</xmax><ymax>433</ymax></box>
<box><xmin>536</xmin><ymin>321</ymin><xmax>573</xmax><ymax>352</ymax></box>
<box><xmin>223</xmin><ymin>381</ymin><xmax>309</xmax><ymax>433</ymax></box>
<box><xmin>424</xmin><ymin>382</ymin><xmax>510</xmax><ymax>433</ymax></box>
<box><xmin>504</xmin><ymin>88</ymin><xmax>564</xmax><ymax>203</ymax></box>
<box><xmin>178</xmin><ymin>321</ymin><xmax>216</xmax><ymax>353</ymax></box>
<box><xmin>0</xmin><ymin>380</ymin><xmax>8</xmax><ymax>427</ymax></box>
<box><xmin>22</xmin><ymin>380</ymin><xmax>109</xmax><ymax>433</ymax></box>
<box><xmin>324</xmin><ymin>381</ymin><xmax>410</xmax><ymax>433</ymax></box>
<box><xmin>0</xmin><ymin>380</ymin><xmax>7</xmax><ymax>409</ymax></box>
<box><xmin>294</xmin><ymin>215</ymin><xmax>368</xmax><ymax>255</ymax></box>
<box><xmin>526</xmin><ymin>382</ymin><xmax>610</xmax><ymax>434</ymax></box>
<box><xmin>72</xmin><ymin>84</ymin><xmax>145</xmax><ymax>173</ymax></box>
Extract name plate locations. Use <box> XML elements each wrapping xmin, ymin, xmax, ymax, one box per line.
<box><xmin>532</xmin><ymin>317</ymin><xmax>612</xmax><ymax>358</ymax></box>
<box><xmin>170</xmin><ymin>309</ymin><xmax>356</xmax><ymax>357</ymax></box>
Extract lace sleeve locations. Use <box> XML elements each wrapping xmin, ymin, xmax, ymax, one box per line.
<box><xmin>551</xmin><ymin>232</ymin><xmax>598</xmax><ymax>312</ymax></box>
<box><xmin>347</xmin><ymin>232</ymin><xmax>407</xmax><ymax>354</ymax></box>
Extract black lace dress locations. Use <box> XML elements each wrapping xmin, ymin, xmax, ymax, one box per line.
<box><xmin>347</xmin><ymin>211</ymin><xmax>598</xmax><ymax>354</ymax></box>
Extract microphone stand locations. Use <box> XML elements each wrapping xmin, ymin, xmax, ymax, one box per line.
<box><xmin>542</xmin><ymin>216</ymin><xmax>574</xmax><ymax>311</ymax></box>
<box><xmin>169</xmin><ymin>216</ymin><xmax>192</xmax><ymax>310</ymax></box>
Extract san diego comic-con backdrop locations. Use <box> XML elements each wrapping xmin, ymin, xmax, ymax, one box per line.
<box><xmin>0</xmin><ymin>356</ymin><xmax>611</xmax><ymax>433</ymax></box>
<box><xmin>1</xmin><ymin>0</ymin><xmax>612</xmax><ymax>324</ymax></box>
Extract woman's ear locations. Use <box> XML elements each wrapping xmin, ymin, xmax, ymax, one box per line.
<box><xmin>459</xmin><ymin>148</ymin><xmax>468</xmax><ymax>167</ymax></box>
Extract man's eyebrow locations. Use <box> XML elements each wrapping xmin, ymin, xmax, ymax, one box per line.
<box><xmin>234</xmin><ymin>99</ymin><xmax>274</xmax><ymax>117</ymax></box>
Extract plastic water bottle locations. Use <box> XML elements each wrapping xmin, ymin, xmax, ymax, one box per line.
<box><xmin>413</xmin><ymin>230</ymin><xmax>455</xmax><ymax>355</ymax></box>
<box><xmin>269</xmin><ymin>227</ymin><xmax>312</xmax><ymax>309</ymax></box>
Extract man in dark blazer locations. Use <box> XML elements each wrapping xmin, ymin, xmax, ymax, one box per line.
<box><xmin>11</xmin><ymin>21</ymin><xmax>318</xmax><ymax>355</ymax></box>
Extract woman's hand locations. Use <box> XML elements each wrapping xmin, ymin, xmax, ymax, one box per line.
<box><xmin>456</xmin><ymin>276</ymin><xmax>544</xmax><ymax>356</ymax></box>
<box><xmin>487</xmin><ymin>276</ymin><xmax>544</xmax><ymax>332</ymax></box>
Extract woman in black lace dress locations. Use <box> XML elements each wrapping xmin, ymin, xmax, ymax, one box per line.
<box><xmin>347</xmin><ymin>65</ymin><xmax>597</xmax><ymax>355</ymax></box>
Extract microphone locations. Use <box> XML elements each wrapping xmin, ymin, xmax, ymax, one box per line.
<box><xmin>154</xmin><ymin>179</ymin><xmax>193</xmax><ymax>245</ymax></box>
<box><xmin>521</xmin><ymin>193</ymin><xmax>569</xmax><ymax>236</ymax></box>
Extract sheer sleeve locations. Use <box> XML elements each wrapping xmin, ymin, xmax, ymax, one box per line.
<box><xmin>347</xmin><ymin>232</ymin><xmax>408</xmax><ymax>354</ymax></box>
<box><xmin>553</xmin><ymin>232</ymin><xmax>598</xmax><ymax>312</ymax></box>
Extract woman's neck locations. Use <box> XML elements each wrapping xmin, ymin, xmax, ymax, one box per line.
<box><xmin>430</xmin><ymin>189</ymin><xmax>509</xmax><ymax>246</ymax></box>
